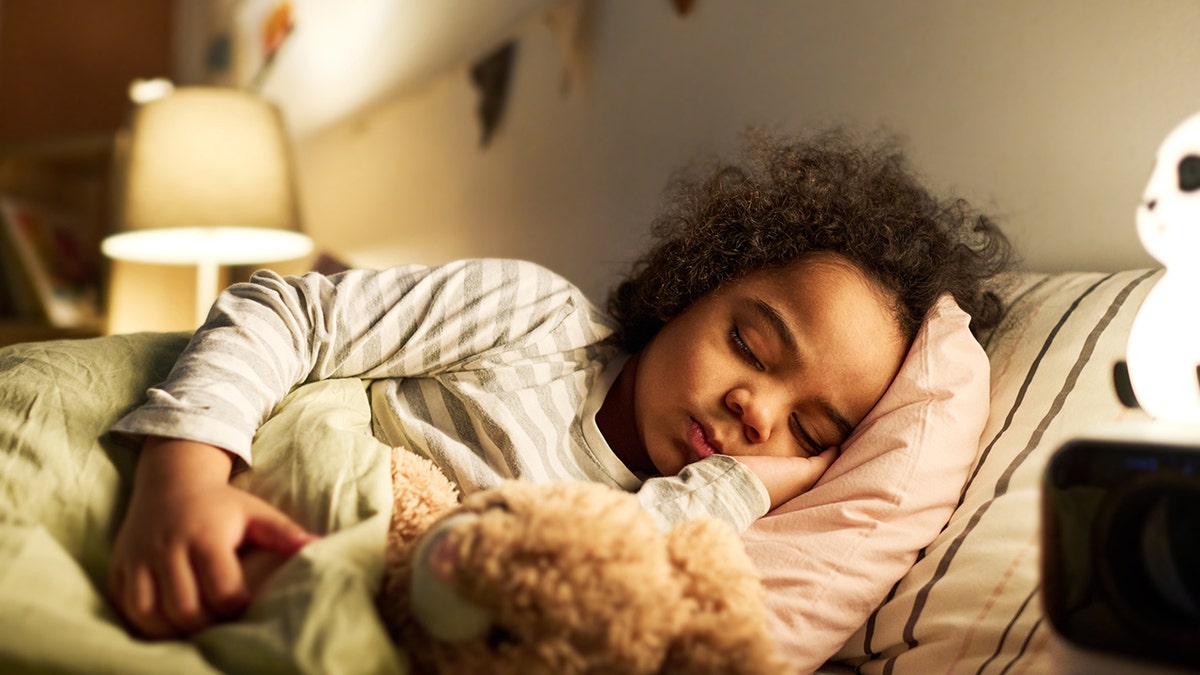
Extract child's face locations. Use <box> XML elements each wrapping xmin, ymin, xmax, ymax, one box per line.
<box><xmin>632</xmin><ymin>253</ymin><xmax>907</xmax><ymax>477</ymax></box>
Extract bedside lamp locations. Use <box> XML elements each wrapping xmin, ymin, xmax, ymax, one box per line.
<box><xmin>103</xmin><ymin>86</ymin><xmax>312</xmax><ymax>327</ymax></box>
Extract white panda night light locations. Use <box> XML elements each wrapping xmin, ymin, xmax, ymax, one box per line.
<box><xmin>1123</xmin><ymin>111</ymin><xmax>1200</xmax><ymax>424</ymax></box>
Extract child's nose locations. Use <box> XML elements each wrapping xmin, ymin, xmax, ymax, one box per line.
<box><xmin>726</xmin><ymin>388</ymin><xmax>780</xmax><ymax>444</ymax></box>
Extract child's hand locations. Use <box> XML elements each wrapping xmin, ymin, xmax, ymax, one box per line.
<box><xmin>107</xmin><ymin>438</ymin><xmax>316</xmax><ymax>639</ymax></box>
<box><xmin>734</xmin><ymin>447</ymin><xmax>839</xmax><ymax>510</ymax></box>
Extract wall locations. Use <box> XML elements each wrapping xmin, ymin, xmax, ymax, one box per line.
<box><xmin>292</xmin><ymin>0</ymin><xmax>1200</xmax><ymax>303</ymax></box>
<box><xmin>0</xmin><ymin>0</ymin><xmax>173</xmax><ymax>141</ymax></box>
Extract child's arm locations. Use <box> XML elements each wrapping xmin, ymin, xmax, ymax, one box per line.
<box><xmin>108</xmin><ymin>260</ymin><xmax>603</xmax><ymax>636</ymax></box>
<box><xmin>107</xmin><ymin>437</ymin><xmax>314</xmax><ymax>638</ymax></box>
<box><xmin>636</xmin><ymin>448</ymin><xmax>838</xmax><ymax>532</ymax></box>
<box><xmin>111</xmin><ymin>260</ymin><xmax>596</xmax><ymax>469</ymax></box>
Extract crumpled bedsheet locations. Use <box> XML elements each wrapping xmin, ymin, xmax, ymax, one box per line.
<box><xmin>0</xmin><ymin>332</ymin><xmax>407</xmax><ymax>674</ymax></box>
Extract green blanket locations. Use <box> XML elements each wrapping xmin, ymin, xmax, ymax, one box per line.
<box><xmin>0</xmin><ymin>333</ymin><xmax>407</xmax><ymax>674</ymax></box>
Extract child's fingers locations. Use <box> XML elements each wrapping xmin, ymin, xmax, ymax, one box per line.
<box><xmin>192</xmin><ymin>543</ymin><xmax>250</xmax><ymax>620</ymax></box>
<box><xmin>736</xmin><ymin>451</ymin><xmax>840</xmax><ymax>510</ymax></box>
<box><xmin>813</xmin><ymin>446</ymin><xmax>839</xmax><ymax>472</ymax></box>
<box><xmin>126</xmin><ymin>564</ymin><xmax>156</xmax><ymax>621</ymax></box>
<box><xmin>239</xmin><ymin>548</ymin><xmax>291</xmax><ymax>599</ymax></box>
<box><xmin>244</xmin><ymin>504</ymin><xmax>316</xmax><ymax>556</ymax></box>
<box><xmin>784</xmin><ymin>450</ymin><xmax>836</xmax><ymax>494</ymax></box>
<box><xmin>107</xmin><ymin>563</ymin><xmax>126</xmax><ymax>616</ymax></box>
<box><xmin>124</xmin><ymin>565</ymin><xmax>177</xmax><ymax>639</ymax></box>
<box><xmin>156</xmin><ymin>548</ymin><xmax>216</xmax><ymax>635</ymax></box>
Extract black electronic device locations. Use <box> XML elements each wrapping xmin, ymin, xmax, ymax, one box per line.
<box><xmin>1042</xmin><ymin>432</ymin><xmax>1200</xmax><ymax>670</ymax></box>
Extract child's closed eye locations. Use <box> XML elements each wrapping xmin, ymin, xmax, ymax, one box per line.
<box><xmin>730</xmin><ymin>326</ymin><xmax>764</xmax><ymax>370</ymax></box>
<box><xmin>732</xmin><ymin>324</ymin><xmax>820</xmax><ymax>455</ymax></box>
<box><xmin>789</xmin><ymin>414</ymin><xmax>822</xmax><ymax>456</ymax></box>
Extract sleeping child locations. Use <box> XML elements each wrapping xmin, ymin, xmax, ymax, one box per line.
<box><xmin>106</xmin><ymin>128</ymin><xmax>1012</xmax><ymax>639</ymax></box>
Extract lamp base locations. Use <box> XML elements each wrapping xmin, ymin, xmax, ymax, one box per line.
<box><xmin>195</xmin><ymin>257</ymin><xmax>219</xmax><ymax>327</ymax></box>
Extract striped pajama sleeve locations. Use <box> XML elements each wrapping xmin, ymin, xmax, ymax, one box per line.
<box><xmin>111</xmin><ymin>258</ymin><xmax>772</xmax><ymax>532</ymax></box>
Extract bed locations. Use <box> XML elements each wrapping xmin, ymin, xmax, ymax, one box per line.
<box><xmin>828</xmin><ymin>268</ymin><xmax>1162</xmax><ymax>674</ymax></box>
<box><xmin>0</xmin><ymin>268</ymin><xmax>1161</xmax><ymax>673</ymax></box>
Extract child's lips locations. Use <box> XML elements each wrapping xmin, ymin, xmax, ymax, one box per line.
<box><xmin>687</xmin><ymin>419</ymin><xmax>722</xmax><ymax>461</ymax></box>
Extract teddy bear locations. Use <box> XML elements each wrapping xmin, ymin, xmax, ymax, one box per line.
<box><xmin>377</xmin><ymin>447</ymin><xmax>784</xmax><ymax>675</ymax></box>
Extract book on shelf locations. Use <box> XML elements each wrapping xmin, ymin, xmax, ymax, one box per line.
<box><xmin>0</xmin><ymin>228</ymin><xmax>41</xmax><ymax>318</ymax></box>
<box><xmin>0</xmin><ymin>195</ymin><xmax>101</xmax><ymax>328</ymax></box>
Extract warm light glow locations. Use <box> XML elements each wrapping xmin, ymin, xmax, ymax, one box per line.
<box><xmin>104</xmin><ymin>87</ymin><xmax>311</xmax><ymax>328</ymax></box>
<box><xmin>128</xmin><ymin>77</ymin><xmax>175</xmax><ymax>104</ymax></box>
<box><xmin>1125</xmin><ymin>110</ymin><xmax>1200</xmax><ymax>424</ymax></box>
<box><xmin>115</xmin><ymin>88</ymin><xmax>302</xmax><ymax>235</ymax></box>
<box><xmin>1123</xmin><ymin>276</ymin><xmax>1200</xmax><ymax>417</ymax></box>
<box><xmin>1126</xmin><ymin>273</ymin><xmax>1200</xmax><ymax>423</ymax></box>
<box><xmin>101</xmin><ymin>227</ymin><xmax>312</xmax><ymax>265</ymax></box>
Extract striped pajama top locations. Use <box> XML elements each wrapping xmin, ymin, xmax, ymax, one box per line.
<box><xmin>111</xmin><ymin>258</ymin><xmax>769</xmax><ymax>531</ymax></box>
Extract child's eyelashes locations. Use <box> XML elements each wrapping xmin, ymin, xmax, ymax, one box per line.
<box><xmin>790</xmin><ymin>413</ymin><xmax>821</xmax><ymax>455</ymax></box>
<box><xmin>731</xmin><ymin>325</ymin><xmax>818</xmax><ymax>455</ymax></box>
<box><xmin>730</xmin><ymin>326</ymin><xmax>764</xmax><ymax>370</ymax></box>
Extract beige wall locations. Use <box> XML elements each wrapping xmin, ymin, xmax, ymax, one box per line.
<box><xmin>291</xmin><ymin>0</ymin><xmax>1200</xmax><ymax>303</ymax></box>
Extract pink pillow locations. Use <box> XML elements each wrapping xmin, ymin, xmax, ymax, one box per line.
<box><xmin>742</xmin><ymin>294</ymin><xmax>990</xmax><ymax>673</ymax></box>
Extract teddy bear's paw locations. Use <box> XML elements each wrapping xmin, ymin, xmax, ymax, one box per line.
<box><xmin>409</xmin><ymin>512</ymin><xmax>491</xmax><ymax>642</ymax></box>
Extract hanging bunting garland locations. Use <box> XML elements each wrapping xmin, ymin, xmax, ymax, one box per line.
<box><xmin>671</xmin><ymin>0</ymin><xmax>697</xmax><ymax>16</ymax></box>
<box><xmin>247</xmin><ymin>0</ymin><xmax>295</xmax><ymax>92</ymax></box>
<box><xmin>469</xmin><ymin>1</ymin><xmax>599</xmax><ymax>148</ymax></box>
<box><xmin>544</xmin><ymin>0</ymin><xmax>591</xmax><ymax>95</ymax></box>
<box><xmin>470</xmin><ymin>40</ymin><xmax>518</xmax><ymax>147</ymax></box>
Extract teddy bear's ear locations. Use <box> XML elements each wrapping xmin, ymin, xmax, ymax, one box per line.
<box><xmin>389</xmin><ymin>448</ymin><xmax>460</xmax><ymax>540</ymax></box>
<box><xmin>660</xmin><ymin>520</ymin><xmax>783</xmax><ymax>675</ymax></box>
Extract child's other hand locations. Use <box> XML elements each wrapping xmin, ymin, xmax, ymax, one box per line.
<box><xmin>735</xmin><ymin>447</ymin><xmax>839</xmax><ymax>510</ymax></box>
<box><xmin>107</xmin><ymin>437</ymin><xmax>316</xmax><ymax>639</ymax></box>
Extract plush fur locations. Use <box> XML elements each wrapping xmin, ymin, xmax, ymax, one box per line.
<box><xmin>379</xmin><ymin>448</ymin><xmax>783</xmax><ymax>674</ymax></box>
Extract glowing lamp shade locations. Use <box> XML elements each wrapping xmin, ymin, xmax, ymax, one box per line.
<box><xmin>1126</xmin><ymin>278</ymin><xmax>1200</xmax><ymax>424</ymax></box>
<box><xmin>103</xmin><ymin>87</ymin><xmax>312</xmax><ymax>326</ymax></box>
<box><xmin>1124</xmin><ymin>110</ymin><xmax>1200</xmax><ymax>425</ymax></box>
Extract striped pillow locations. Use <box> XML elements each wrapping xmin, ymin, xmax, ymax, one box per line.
<box><xmin>831</xmin><ymin>269</ymin><xmax>1160</xmax><ymax>674</ymax></box>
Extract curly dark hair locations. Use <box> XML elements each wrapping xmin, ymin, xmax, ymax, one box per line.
<box><xmin>606</xmin><ymin>129</ymin><xmax>1015</xmax><ymax>352</ymax></box>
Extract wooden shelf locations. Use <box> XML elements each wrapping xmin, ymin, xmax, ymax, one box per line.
<box><xmin>0</xmin><ymin>0</ymin><xmax>171</xmax><ymax>347</ymax></box>
<box><xmin>0</xmin><ymin>134</ymin><xmax>114</xmax><ymax>342</ymax></box>
<box><xmin>0</xmin><ymin>318</ymin><xmax>104</xmax><ymax>349</ymax></box>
